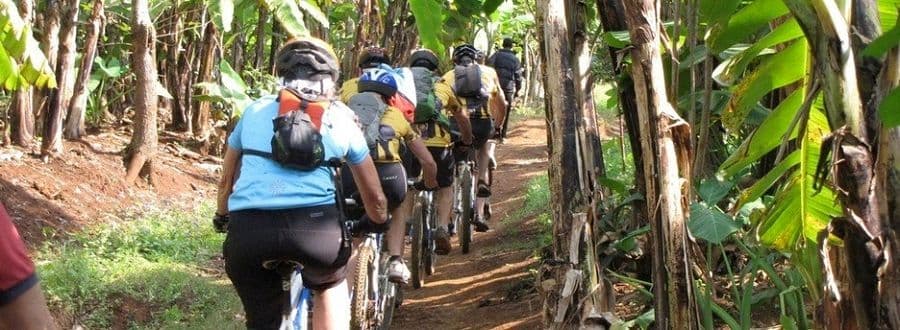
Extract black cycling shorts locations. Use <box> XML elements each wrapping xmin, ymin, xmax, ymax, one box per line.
<box><xmin>450</xmin><ymin>117</ymin><xmax>493</xmax><ymax>149</ymax></box>
<box><xmin>402</xmin><ymin>146</ymin><xmax>455</xmax><ymax>188</ymax></box>
<box><xmin>342</xmin><ymin>162</ymin><xmax>407</xmax><ymax>210</ymax></box>
<box><xmin>224</xmin><ymin>205</ymin><xmax>349</xmax><ymax>329</ymax></box>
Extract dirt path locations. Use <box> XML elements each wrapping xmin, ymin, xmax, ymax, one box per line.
<box><xmin>393</xmin><ymin>118</ymin><xmax>548</xmax><ymax>329</ymax></box>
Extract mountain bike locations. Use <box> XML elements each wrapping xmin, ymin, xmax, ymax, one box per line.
<box><xmin>262</xmin><ymin>260</ymin><xmax>313</xmax><ymax>330</ymax></box>
<box><xmin>408</xmin><ymin>180</ymin><xmax>437</xmax><ymax>289</ymax></box>
<box><xmin>452</xmin><ymin>146</ymin><xmax>476</xmax><ymax>254</ymax></box>
<box><xmin>345</xmin><ymin>202</ymin><xmax>400</xmax><ymax>330</ymax></box>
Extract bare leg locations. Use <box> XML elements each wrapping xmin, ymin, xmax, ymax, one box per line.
<box><xmin>435</xmin><ymin>187</ymin><xmax>453</xmax><ymax>228</ymax></box>
<box><xmin>386</xmin><ymin>195</ymin><xmax>415</xmax><ymax>256</ymax></box>
<box><xmin>0</xmin><ymin>283</ymin><xmax>57</xmax><ymax>330</ymax></box>
<box><xmin>312</xmin><ymin>280</ymin><xmax>350</xmax><ymax>329</ymax></box>
<box><xmin>475</xmin><ymin>146</ymin><xmax>491</xmax><ymax>219</ymax></box>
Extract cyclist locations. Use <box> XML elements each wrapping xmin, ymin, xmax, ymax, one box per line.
<box><xmin>339</xmin><ymin>65</ymin><xmax>438</xmax><ymax>285</ymax></box>
<box><xmin>432</xmin><ymin>44</ymin><xmax>506</xmax><ymax>242</ymax></box>
<box><xmin>340</xmin><ymin>46</ymin><xmax>391</xmax><ymax>101</ymax></box>
<box><xmin>0</xmin><ymin>202</ymin><xmax>57</xmax><ymax>330</ymax></box>
<box><xmin>401</xmin><ymin>49</ymin><xmax>469</xmax><ymax>256</ymax></box>
<box><xmin>214</xmin><ymin>37</ymin><xmax>388</xmax><ymax>329</ymax></box>
<box><xmin>487</xmin><ymin>37</ymin><xmax>523</xmax><ymax>143</ymax></box>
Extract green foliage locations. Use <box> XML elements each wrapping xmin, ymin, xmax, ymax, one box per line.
<box><xmin>706</xmin><ymin>0</ymin><xmax>789</xmax><ymax>53</ymax></box>
<box><xmin>0</xmin><ymin>0</ymin><xmax>56</xmax><ymax>90</ymax></box>
<box><xmin>409</xmin><ymin>0</ymin><xmax>446</xmax><ymax>55</ymax></box>
<box><xmin>689</xmin><ymin>203</ymin><xmax>740</xmax><ymax>244</ymax></box>
<box><xmin>37</xmin><ymin>204</ymin><xmax>241</xmax><ymax>329</ymax></box>
<box><xmin>880</xmin><ymin>87</ymin><xmax>900</xmax><ymax>128</ymax></box>
<box><xmin>194</xmin><ymin>60</ymin><xmax>254</xmax><ymax>119</ymax></box>
<box><xmin>263</xmin><ymin>0</ymin><xmax>310</xmax><ymax>37</ymax></box>
<box><xmin>862</xmin><ymin>23</ymin><xmax>900</xmax><ymax>58</ymax></box>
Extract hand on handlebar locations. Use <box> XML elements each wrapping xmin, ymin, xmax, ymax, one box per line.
<box><xmin>213</xmin><ymin>213</ymin><xmax>230</xmax><ymax>233</ymax></box>
<box><xmin>413</xmin><ymin>180</ymin><xmax>438</xmax><ymax>192</ymax></box>
<box><xmin>349</xmin><ymin>215</ymin><xmax>391</xmax><ymax>235</ymax></box>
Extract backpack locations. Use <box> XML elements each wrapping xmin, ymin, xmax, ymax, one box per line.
<box><xmin>346</xmin><ymin>91</ymin><xmax>388</xmax><ymax>148</ymax></box>
<box><xmin>453</xmin><ymin>63</ymin><xmax>488</xmax><ymax>111</ymax></box>
<box><xmin>243</xmin><ymin>88</ymin><xmax>326</xmax><ymax>171</ymax></box>
<box><xmin>410</xmin><ymin>67</ymin><xmax>449</xmax><ymax>129</ymax></box>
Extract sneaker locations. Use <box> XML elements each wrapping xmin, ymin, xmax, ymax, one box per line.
<box><xmin>489</xmin><ymin>155</ymin><xmax>497</xmax><ymax>170</ymax></box>
<box><xmin>447</xmin><ymin>222</ymin><xmax>456</xmax><ymax>236</ymax></box>
<box><xmin>387</xmin><ymin>257</ymin><xmax>411</xmax><ymax>284</ymax></box>
<box><xmin>434</xmin><ymin>227</ymin><xmax>452</xmax><ymax>255</ymax></box>
<box><xmin>477</xmin><ymin>181</ymin><xmax>492</xmax><ymax>197</ymax></box>
<box><xmin>473</xmin><ymin>216</ymin><xmax>490</xmax><ymax>232</ymax></box>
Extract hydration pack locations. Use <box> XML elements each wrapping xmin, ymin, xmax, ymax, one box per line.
<box><xmin>346</xmin><ymin>91</ymin><xmax>388</xmax><ymax>149</ymax></box>
<box><xmin>410</xmin><ymin>67</ymin><xmax>449</xmax><ymax>129</ymax></box>
<box><xmin>244</xmin><ymin>88</ymin><xmax>326</xmax><ymax>171</ymax></box>
<box><xmin>453</xmin><ymin>63</ymin><xmax>488</xmax><ymax>111</ymax></box>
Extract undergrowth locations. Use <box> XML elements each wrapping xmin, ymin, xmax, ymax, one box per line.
<box><xmin>491</xmin><ymin>174</ymin><xmax>552</xmax><ymax>255</ymax></box>
<box><xmin>35</xmin><ymin>203</ymin><xmax>242</xmax><ymax>329</ymax></box>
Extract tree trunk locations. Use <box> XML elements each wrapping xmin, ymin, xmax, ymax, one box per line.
<box><xmin>254</xmin><ymin>5</ymin><xmax>269</xmax><ymax>70</ymax></box>
<box><xmin>9</xmin><ymin>0</ymin><xmax>35</xmax><ymax>147</ymax></box>
<box><xmin>41</xmin><ymin>0</ymin><xmax>79</xmax><ymax>157</ymax></box>
<box><xmin>596</xmin><ymin>0</ymin><xmax>649</xmax><ymax>230</ymax></box>
<box><xmin>65</xmin><ymin>0</ymin><xmax>104</xmax><ymax>139</ymax></box>
<box><xmin>124</xmin><ymin>0</ymin><xmax>159</xmax><ymax>184</ymax></box>
<box><xmin>622</xmin><ymin>0</ymin><xmax>696</xmax><ymax>328</ymax></box>
<box><xmin>192</xmin><ymin>21</ymin><xmax>219</xmax><ymax>154</ymax></box>
<box><xmin>537</xmin><ymin>0</ymin><xmax>610</xmax><ymax>326</ymax></box>
<box><xmin>875</xmin><ymin>36</ymin><xmax>900</xmax><ymax>330</ymax></box>
<box><xmin>381</xmin><ymin>0</ymin><xmax>418</xmax><ymax>65</ymax></box>
<box><xmin>34</xmin><ymin>0</ymin><xmax>60</xmax><ymax>131</ymax></box>
<box><xmin>166</xmin><ymin>3</ymin><xmax>190</xmax><ymax>132</ymax></box>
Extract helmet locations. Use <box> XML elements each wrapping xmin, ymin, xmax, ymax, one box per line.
<box><xmin>452</xmin><ymin>44</ymin><xmax>478</xmax><ymax>65</ymax></box>
<box><xmin>358</xmin><ymin>46</ymin><xmax>391</xmax><ymax>69</ymax></box>
<box><xmin>358</xmin><ymin>67</ymin><xmax>398</xmax><ymax>97</ymax></box>
<box><xmin>275</xmin><ymin>37</ymin><xmax>339</xmax><ymax>82</ymax></box>
<box><xmin>475</xmin><ymin>50</ymin><xmax>486</xmax><ymax>64</ymax></box>
<box><xmin>408</xmin><ymin>49</ymin><xmax>440</xmax><ymax>71</ymax></box>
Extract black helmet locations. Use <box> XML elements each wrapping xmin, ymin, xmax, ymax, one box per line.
<box><xmin>452</xmin><ymin>44</ymin><xmax>478</xmax><ymax>65</ymax></box>
<box><xmin>275</xmin><ymin>37</ymin><xmax>339</xmax><ymax>82</ymax></box>
<box><xmin>408</xmin><ymin>49</ymin><xmax>440</xmax><ymax>71</ymax></box>
<box><xmin>358</xmin><ymin>46</ymin><xmax>391</xmax><ymax>69</ymax></box>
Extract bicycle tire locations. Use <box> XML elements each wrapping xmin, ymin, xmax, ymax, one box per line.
<box><xmin>460</xmin><ymin>165</ymin><xmax>474</xmax><ymax>254</ymax></box>
<box><xmin>424</xmin><ymin>194</ymin><xmax>436</xmax><ymax>276</ymax></box>
<box><xmin>350</xmin><ymin>243</ymin><xmax>374</xmax><ymax>330</ymax></box>
<box><xmin>409</xmin><ymin>197</ymin><xmax>425</xmax><ymax>289</ymax></box>
<box><xmin>378</xmin><ymin>283</ymin><xmax>397</xmax><ymax>330</ymax></box>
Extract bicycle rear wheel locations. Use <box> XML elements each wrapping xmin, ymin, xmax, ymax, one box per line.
<box><xmin>460</xmin><ymin>165</ymin><xmax>474</xmax><ymax>254</ymax></box>
<box><xmin>424</xmin><ymin>194</ymin><xmax>436</xmax><ymax>276</ymax></box>
<box><xmin>409</xmin><ymin>197</ymin><xmax>425</xmax><ymax>289</ymax></box>
<box><xmin>350</xmin><ymin>244</ymin><xmax>374</xmax><ymax>330</ymax></box>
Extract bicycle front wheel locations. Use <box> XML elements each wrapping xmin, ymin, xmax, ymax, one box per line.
<box><xmin>460</xmin><ymin>166</ymin><xmax>474</xmax><ymax>254</ymax></box>
<box><xmin>409</xmin><ymin>196</ymin><xmax>425</xmax><ymax>289</ymax></box>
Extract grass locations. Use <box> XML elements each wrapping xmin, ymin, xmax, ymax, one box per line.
<box><xmin>486</xmin><ymin>174</ymin><xmax>553</xmax><ymax>255</ymax></box>
<box><xmin>35</xmin><ymin>203</ymin><xmax>243</xmax><ymax>329</ymax></box>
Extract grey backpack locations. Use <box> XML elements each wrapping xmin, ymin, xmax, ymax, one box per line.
<box><xmin>346</xmin><ymin>91</ymin><xmax>388</xmax><ymax>148</ymax></box>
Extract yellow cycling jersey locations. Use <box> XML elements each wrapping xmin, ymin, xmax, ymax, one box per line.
<box><xmin>438</xmin><ymin>65</ymin><xmax>504</xmax><ymax>120</ymax></box>
<box><xmin>339</xmin><ymin>78</ymin><xmax>360</xmax><ymax>103</ymax></box>
<box><xmin>372</xmin><ymin>107</ymin><xmax>418</xmax><ymax>163</ymax></box>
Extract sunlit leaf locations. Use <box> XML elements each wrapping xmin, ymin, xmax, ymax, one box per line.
<box><xmin>721</xmin><ymin>40</ymin><xmax>807</xmax><ymax>132</ymax></box>
<box><xmin>209</xmin><ymin>0</ymin><xmax>234</xmax><ymax>32</ymax></box>
<box><xmin>409</xmin><ymin>0</ymin><xmax>445</xmax><ymax>55</ymax></box>
<box><xmin>720</xmin><ymin>89</ymin><xmax>804</xmax><ymax>176</ymax></box>
<box><xmin>712</xmin><ymin>19</ymin><xmax>803</xmax><ymax>86</ymax></box>
<box><xmin>707</xmin><ymin>0</ymin><xmax>790</xmax><ymax>52</ymax></box>
<box><xmin>263</xmin><ymin>0</ymin><xmax>309</xmax><ymax>37</ymax></box>
<box><xmin>298</xmin><ymin>0</ymin><xmax>329</xmax><ymax>28</ymax></box>
<box><xmin>863</xmin><ymin>23</ymin><xmax>900</xmax><ymax>58</ymax></box>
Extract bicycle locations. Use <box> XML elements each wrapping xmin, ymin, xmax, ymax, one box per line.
<box><xmin>408</xmin><ymin>180</ymin><xmax>437</xmax><ymax>289</ymax></box>
<box><xmin>344</xmin><ymin>200</ymin><xmax>401</xmax><ymax>330</ymax></box>
<box><xmin>451</xmin><ymin>145</ymin><xmax>477</xmax><ymax>254</ymax></box>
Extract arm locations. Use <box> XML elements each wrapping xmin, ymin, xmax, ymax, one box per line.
<box><xmin>216</xmin><ymin>146</ymin><xmax>241</xmax><ymax>216</ymax></box>
<box><xmin>436</xmin><ymin>80</ymin><xmax>474</xmax><ymax>144</ymax></box>
<box><xmin>0</xmin><ymin>283</ymin><xmax>57</xmax><ymax>330</ymax></box>
<box><xmin>348</xmin><ymin>156</ymin><xmax>389</xmax><ymax>223</ymax></box>
<box><xmin>407</xmin><ymin>138</ymin><xmax>438</xmax><ymax>188</ymax></box>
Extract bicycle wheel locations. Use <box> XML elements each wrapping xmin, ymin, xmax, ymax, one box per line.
<box><xmin>377</xmin><ymin>283</ymin><xmax>397</xmax><ymax>330</ymax></box>
<box><xmin>409</xmin><ymin>196</ymin><xmax>425</xmax><ymax>289</ymax></box>
<box><xmin>350</xmin><ymin>243</ymin><xmax>374</xmax><ymax>330</ymax></box>
<box><xmin>460</xmin><ymin>165</ymin><xmax>474</xmax><ymax>254</ymax></box>
<box><xmin>424</xmin><ymin>193</ymin><xmax>437</xmax><ymax>276</ymax></box>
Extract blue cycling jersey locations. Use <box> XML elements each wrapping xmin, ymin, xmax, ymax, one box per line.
<box><xmin>227</xmin><ymin>95</ymin><xmax>369</xmax><ymax>211</ymax></box>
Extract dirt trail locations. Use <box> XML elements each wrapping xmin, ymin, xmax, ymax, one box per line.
<box><xmin>393</xmin><ymin>119</ymin><xmax>548</xmax><ymax>329</ymax></box>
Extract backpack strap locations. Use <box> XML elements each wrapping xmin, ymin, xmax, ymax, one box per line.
<box><xmin>242</xmin><ymin>149</ymin><xmax>274</xmax><ymax>159</ymax></box>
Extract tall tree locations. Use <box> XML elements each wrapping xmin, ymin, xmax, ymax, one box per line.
<box><xmin>622</xmin><ymin>0</ymin><xmax>696</xmax><ymax>328</ymax></box>
<box><xmin>124</xmin><ymin>0</ymin><xmax>159</xmax><ymax>184</ymax></box>
<box><xmin>40</xmin><ymin>0</ymin><xmax>78</xmax><ymax>157</ymax></box>
<box><xmin>64</xmin><ymin>0</ymin><xmax>104</xmax><ymax>139</ymax></box>
<box><xmin>9</xmin><ymin>0</ymin><xmax>35</xmax><ymax>147</ymax></box>
<box><xmin>192</xmin><ymin>20</ymin><xmax>219</xmax><ymax>154</ymax></box>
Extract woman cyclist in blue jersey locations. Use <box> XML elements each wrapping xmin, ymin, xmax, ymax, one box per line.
<box><xmin>214</xmin><ymin>37</ymin><xmax>388</xmax><ymax>329</ymax></box>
